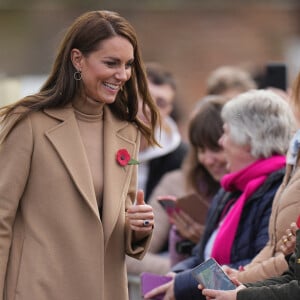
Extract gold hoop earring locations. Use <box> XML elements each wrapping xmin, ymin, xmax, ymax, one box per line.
<box><xmin>74</xmin><ymin>71</ymin><xmax>82</xmax><ymax>81</ymax></box>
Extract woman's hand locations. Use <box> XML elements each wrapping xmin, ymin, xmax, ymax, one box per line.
<box><xmin>222</xmin><ymin>265</ymin><xmax>239</xmax><ymax>279</ymax></box>
<box><xmin>201</xmin><ymin>288</ymin><xmax>238</xmax><ymax>300</ymax></box>
<box><xmin>170</xmin><ymin>209</ymin><xmax>205</xmax><ymax>243</ymax></box>
<box><xmin>279</xmin><ymin>221</ymin><xmax>298</xmax><ymax>256</ymax></box>
<box><xmin>127</xmin><ymin>190</ymin><xmax>154</xmax><ymax>235</ymax></box>
<box><xmin>198</xmin><ymin>279</ymin><xmax>245</xmax><ymax>300</ymax></box>
<box><xmin>144</xmin><ymin>272</ymin><xmax>176</xmax><ymax>300</ymax></box>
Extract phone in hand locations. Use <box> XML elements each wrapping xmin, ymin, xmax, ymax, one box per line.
<box><xmin>157</xmin><ymin>193</ymin><xmax>209</xmax><ymax>224</ymax></box>
<box><xmin>191</xmin><ymin>258</ymin><xmax>236</xmax><ymax>290</ymax></box>
<box><xmin>157</xmin><ymin>195</ymin><xmax>177</xmax><ymax>217</ymax></box>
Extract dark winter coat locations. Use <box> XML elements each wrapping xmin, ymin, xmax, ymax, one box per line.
<box><xmin>172</xmin><ymin>168</ymin><xmax>285</xmax><ymax>300</ymax></box>
<box><xmin>237</xmin><ymin>228</ymin><xmax>300</xmax><ymax>300</ymax></box>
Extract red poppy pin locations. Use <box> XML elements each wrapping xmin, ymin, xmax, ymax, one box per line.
<box><xmin>116</xmin><ymin>149</ymin><xmax>139</xmax><ymax>167</ymax></box>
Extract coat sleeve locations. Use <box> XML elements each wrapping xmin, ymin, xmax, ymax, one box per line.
<box><xmin>125</xmin><ymin>172</ymin><xmax>182</xmax><ymax>275</ymax></box>
<box><xmin>124</xmin><ymin>131</ymin><xmax>152</xmax><ymax>259</ymax></box>
<box><xmin>0</xmin><ymin>116</ymin><xmax>33</xmax><ymax>298</ymax></box>
<box><xmin>172</xmin><ymin>244</ymin><xmax>205</xmax><ymax>299</ymax></box>
<box><xmin>174</xmin><ymin>269</ymin><xmax>203</xmax><ymax>300</ymax></box>
<box><xmin>237</xmin><ymin>248</ymin><xmax>288</xmax><ymax>283</ymax></box>
<box><xmin>237</xmin><ymin>230</ymin><xmax>300</xmax><ymax>300</ymax></box>
<box><xmin>124</xmin><ymin>191</ymin><xmax>153</xmax><ymax>260</ymax></box>
<box><xmin>236</xmin><ymin>175</ymin><xmax>300</xmax><ymax>283</ymax></box>
<box><xmin>237</xmin><ymin>280</ymin><xmax>300</xmax><ymax>300</ymax></box>
<box><xmin>237</xmin><ymin>267</ymin><xmax>298</xmax><ymax>300</ymax></box>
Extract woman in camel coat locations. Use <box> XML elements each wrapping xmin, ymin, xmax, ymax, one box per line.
<box><xmin>0</xmin><ymin>11</ymin><xmax>160</xmax><ymax>300</ymax></box>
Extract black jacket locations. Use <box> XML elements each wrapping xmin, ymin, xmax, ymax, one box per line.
<box><xmin>237</xmin><ymin>229</ymin><xmax>300</xmax><ymax>300</ymax></box>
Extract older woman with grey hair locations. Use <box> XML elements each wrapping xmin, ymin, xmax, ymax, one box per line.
<box><xmin>221</xmin><ymin>89</ymin><xmax>293</xmax><ymax>160</ymax></box>
<box><xmin>198</xmin><ymin>88</ymin><xmax>300</xmax><ymax>300</ymax></box>
<box><xmin>145</xmin><ymin>89</ymin><xmax>295</xmax><ymax>300</ymax></box>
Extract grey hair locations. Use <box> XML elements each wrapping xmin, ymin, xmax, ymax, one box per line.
<box><xmin>221</xmin><ymin>89</ymin><xmax>295</xmax><ymax>158</ymax></box>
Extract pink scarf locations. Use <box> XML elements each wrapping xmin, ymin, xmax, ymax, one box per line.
<box><xmin>211</xmin><ymin>155</ymin><xmax>285</xmax><ymax>265</ymax></box>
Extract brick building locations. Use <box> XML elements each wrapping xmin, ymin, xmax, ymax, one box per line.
<box><xmin>1</xmin><ymin>1</ymin><xmax>300</xmax><ymax>138</ymax></box>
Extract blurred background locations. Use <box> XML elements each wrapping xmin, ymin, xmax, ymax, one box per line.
<box><xmin>1</xmin><ymin>0</ymin><xmax>300</xmax><ymax>138</ymax></box>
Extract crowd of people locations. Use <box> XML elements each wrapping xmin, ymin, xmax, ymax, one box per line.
<box><xmin>143</xmin><ymin>89</ymin><xmax>295</xmax><ymax>300</ymax></box>
<box><xmin>0</xmin><ymin>8</ymin><xmax>299</xmax><ymax>300</ymax></box>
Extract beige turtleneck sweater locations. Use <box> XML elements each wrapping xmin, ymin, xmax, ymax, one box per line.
<box><xmin>74</xmin><ymin>108</ymin><xmax>104</xmax><ymax>210</ymax></box>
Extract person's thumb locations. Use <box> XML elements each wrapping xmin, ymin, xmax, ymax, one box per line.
<box><xmin>136</xmin><ymin>190</ymin><xmax>145</xmax><ymax>205</ymax></box>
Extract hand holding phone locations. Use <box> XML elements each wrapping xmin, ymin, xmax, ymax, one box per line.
<box><xmin>157</xmin><ymin>195</ymin><xmax>177</xmax><ymax>217</ymax></box>
<box><xmin>191</xmin><ymin>258</ymin><xmax>236</xmax><ymax>291</ymax></box>
<box><xmin>157</xmin><ymin>193</ymin><xmax>209</xmax><ymax>224</ymax></box>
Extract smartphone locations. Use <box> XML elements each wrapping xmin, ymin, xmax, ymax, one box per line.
<box><xmin>140</xmin><ymin>272</ymin><xmax>173</xmax><ymax>300</ymax></box>
<box><xmin>191</xmin><ymin>258</ymin><xmax>235</xmax><ymax>290</ymax></box>
<box><xmin>264</xmin><ymin>62</ymin><xmax>287</xmax><ymax>91</ymax></box>
<box><xmin>176</xmin><ymin>193</ymin><xmax>209</xmax><ymax>224</ymax></box>
<box><xmin>157</xmin><ymin>195</ymin><xmax>177</xmax><ymax>216</ymax></box>
<box><xmin>158</xmin><ymin>193</ymin><xmax>209</xmax><ymax>224</ymax></box>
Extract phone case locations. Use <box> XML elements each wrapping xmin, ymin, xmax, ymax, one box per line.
<box><xmin>157</xmin><ymin>196</ymin><xmax>177</xmax><ymax>217</ymax></box>
<box><xmin>176</xmin><ymin>193</ymin><xmax>209</xmax><ymax>224</ymax></box>
<box><xmin>140</xmin><ymin>272</ymin><xmax>173</xmax><ymax>300</ymax></box>
<box><xmin>191</xmin><ymin>258</ymin><xmax>235</xmax><ymax>290</ymax></box>
<box><xmin>157</xmin><ymin>193</ymin><xmax>210</xmax><ymax>224</ymax></box>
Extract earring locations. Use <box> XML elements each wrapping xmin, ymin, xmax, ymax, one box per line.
<box><xmin>74</xmin><ymin>70</ymin><xmax>82</xmax><ymax>81</ymax></box>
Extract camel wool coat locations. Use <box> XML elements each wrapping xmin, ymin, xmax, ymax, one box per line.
<box><xmin>0</xmin><ymin>104</ymin><xmax>151</xmax><ymax>300</ymax></box>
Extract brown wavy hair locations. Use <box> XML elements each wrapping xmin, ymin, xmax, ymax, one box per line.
<box><xmin>0</xmin><ymin>10</ymin><xmax>160</xmax><ymax>145</ymax></box>
<box><xmin>183</xmin><ymin>96</ymin><xmax>227</xmax><ymax>197</ymax></box>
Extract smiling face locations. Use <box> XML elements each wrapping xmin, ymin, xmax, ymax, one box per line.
<box><xmin>71</xmin><ymin>35</ymin><xmax>134</xmax><ymax>114</ymax></box>
<box><xmin>218</xmin><ymin>123</ymin><xmax>255</xmax><ymax>173</ymax></box>
<box><xmin>197</xmin><ymin>147</ymin><xmax>228</xmax><ymax>181</ymax></box>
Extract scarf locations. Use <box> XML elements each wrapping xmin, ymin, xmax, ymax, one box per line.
<box><xmin>211</xmin><ymin>155</ymin><xmax>286</xmax><ymax>265</ymax></box>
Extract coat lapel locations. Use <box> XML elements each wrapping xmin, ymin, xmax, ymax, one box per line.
<box><xmin>44</xmin><ymin>106</ymin><xmax>100</xmax><ymax>220</ymax></box>
<box><xmin>102</xmin><ymin>106</ymin><xmax>139</xmax><ymax>248</ymax></box>
<box><xmin>43</xmin><ymin>105</ymin><xmax>139</xmax><ymax>245</ymax></box>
